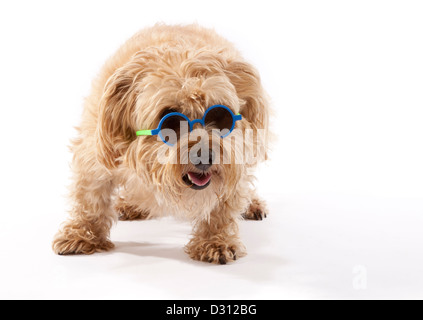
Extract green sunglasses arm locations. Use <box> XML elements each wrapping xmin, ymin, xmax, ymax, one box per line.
<box><xmin>136</xmin><ymin>130</ymin><xmax>153</xmax><ymax>136</ymax></box>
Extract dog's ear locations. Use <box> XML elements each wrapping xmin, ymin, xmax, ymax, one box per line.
<box><xmin>96</xmin><ymin>64</ymin><xmax>140</xmax><ymax>169</ymax></box>
<box><xmin>225</xmin><ymin>61</ymin><xmax>270</xmax><ymax>159</ymax></box>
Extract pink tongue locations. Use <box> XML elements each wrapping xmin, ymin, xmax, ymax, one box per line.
<box><xmin>187</xmin><ymin>172</ymin><xmax>212</xmax><ymax>186</ymax></box>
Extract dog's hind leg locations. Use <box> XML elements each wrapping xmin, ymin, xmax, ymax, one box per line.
<box><xmin>242</xmin><ymin>191</ymin><xmax>268</xmax><ymax>221</ymax></box>
<box><xmin>115</xmin><ymin>196</ymin><xmax>150</xmax><ymax>221</ymax></box>
<box><xmin>52</xmin><ymin>138</ymin><xmax>117</xmax><ymax>255</ymax></box>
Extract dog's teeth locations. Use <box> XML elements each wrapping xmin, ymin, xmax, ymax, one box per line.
<box><xmin>187</xmin><ymin>174</ymin><xmax>193</xmax><ymax>182</ymax></box>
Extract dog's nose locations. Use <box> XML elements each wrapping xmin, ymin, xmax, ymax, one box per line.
<box><xmin>194</xmin><ymin>149</ymin><xmax>215</xmax><ymax>171</ymax></box>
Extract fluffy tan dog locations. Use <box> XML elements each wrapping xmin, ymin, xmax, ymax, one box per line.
<box><xmin>53</xmin><ymin>24</ymin><xmax>270</xmax><ymax>264</ymax></box>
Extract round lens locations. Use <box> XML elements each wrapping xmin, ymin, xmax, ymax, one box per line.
<box><xmin>160</xmin><ymin>115</ymin><xmax>188</xmax><ymax>145</ymax></box>
<box><xmin>204</xmin><ymin>107</ymin><xmax>234</xmax><ymax>132</ymax></box>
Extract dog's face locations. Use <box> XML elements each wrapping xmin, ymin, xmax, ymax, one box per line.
<box><xmin>96</xmin><ymin>48</ymin><xmax>268</xmax><ymax>215</ymax></box>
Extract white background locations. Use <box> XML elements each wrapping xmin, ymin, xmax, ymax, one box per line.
<box><xmin>0</xmin><ymin>0</ymin><xmax>422</xmax><ymax>299</ymax></box>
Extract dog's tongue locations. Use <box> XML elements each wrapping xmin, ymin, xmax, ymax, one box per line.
<box><xmin>187</xmin><ymin>172</ymin><xmax>212</xmax><ymax>187</ymax></box>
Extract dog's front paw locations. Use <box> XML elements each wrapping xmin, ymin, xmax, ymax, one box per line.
<box><xmin>185</xmin><ymin>237</ymin><xmax>245</xmax><ymax>265</ymax></box>
<box><xmin>242</xmin><ymin>198</ymin><xmax>268</xmax><ymax>221</ymax></box>
<box><xmin>52</xmin><ymin>231</ymin><xmax>114</xmax><ymax>255</ymax></box>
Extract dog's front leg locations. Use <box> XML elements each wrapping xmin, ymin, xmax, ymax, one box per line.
<box><xmin>52</xmin><ymin>148</ymin><xmax>117</xmax><ymax>255</ymax></box>
<box><xmin>185</xmin><ymin>203</ymin><xmax>246</xmax><ymax>264</ymax></box>
<box><xmin>52</xmin><ymin>178</ymin><xmax>116</xmax><ymax>255</ymax></box>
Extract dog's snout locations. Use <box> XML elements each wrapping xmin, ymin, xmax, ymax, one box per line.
<box><xmin>194</xmin><ymin>149</ymin><xmax>215</xmax><ymax>171</ymax></box>
<box><xmin>195</xmin><ymin>163</ymin><xmax>212</xmax><ymax>171</ymax></box>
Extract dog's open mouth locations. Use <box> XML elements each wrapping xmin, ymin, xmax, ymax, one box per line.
<box><xmin>183</xmin><ymin>172</ymin><xmax>212</xmax><ymax>190</ymax></box>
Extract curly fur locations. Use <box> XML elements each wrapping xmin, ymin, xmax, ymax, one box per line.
<box><xmin>53</xmin><ymin>24</ymin><xmax>270</xmax><ymax>264</ymax></box>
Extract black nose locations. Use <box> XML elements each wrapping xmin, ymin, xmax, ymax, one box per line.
<box><xmin>194</xmin><ymin>149</ymin><xmax>215</xmax><ymax>171</ymax></box>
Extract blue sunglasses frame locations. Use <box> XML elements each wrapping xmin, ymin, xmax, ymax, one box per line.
<box><xmin>136</xmin><ymin>105</ymin><xmax>242</xmax><ymax>146</ymax></box>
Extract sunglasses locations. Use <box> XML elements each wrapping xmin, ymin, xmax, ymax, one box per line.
<box><xmin>136</xmin><ymin>105</ymin><xmax>242</xmax><ymax>146</ymax></box>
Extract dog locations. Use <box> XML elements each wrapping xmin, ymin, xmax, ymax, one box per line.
<box><xmin>53</xmin><ymin>24</ymin><xmax>270</xmax><ymax>264</ymax></box>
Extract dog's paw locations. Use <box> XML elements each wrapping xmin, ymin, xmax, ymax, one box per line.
<box><xmin>242</xmin><ymin>198</ymin><xmax>268</xmax><ymax>221</ymax></box>
<box><xmin>52</xmin><ymin>232</ymin><xmax>114</xmax><ymax>255</ymax></box>
<box><xmin>185</xmin><ymin>238</ymin><xmax>246</xmax><ymax>265</ymax></box>
<box><xmin>115</xmin><ymin>201</ymin><xmax>150</xmax><ymax>221</ymax></box>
